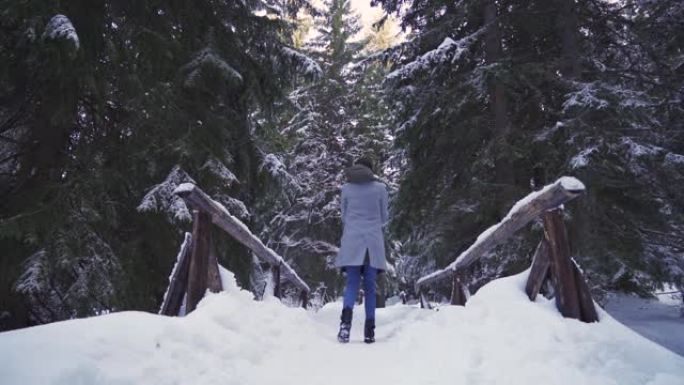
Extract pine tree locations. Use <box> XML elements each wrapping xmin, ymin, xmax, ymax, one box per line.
<box><xmin>0</xmin><ymin>0</ymin><xmax>317</xmax><ymax>329</ymax></box>
<box><xmin>260</xmin><ymin>1</ymin><xmax>397</xmax><ymax>304</ymax></box>
<box><xmin>373</xmin><ymin>0</ymin><xmax>684</xmax><ymax>297</ymax></box>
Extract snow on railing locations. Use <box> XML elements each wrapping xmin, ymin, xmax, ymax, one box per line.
<box><xmin>167</xmin><ymin>183</ymin><xmax>310</xmax><ymax>315</ymax></box>
<box><xmin>415</xmin><ymin>177</ymin><xmax>599</xmax><ymax>323</ymax></box>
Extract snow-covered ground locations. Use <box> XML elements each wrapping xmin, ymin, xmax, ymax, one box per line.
<box><xmin>603</xmin><ymin>292</ymin><xmax>684</xmax><ymax>357</ymax></box>
<box><xmin>1</xmin><ymin>272</ymin><xmax>683</xmax><ymax>385</ymax></box>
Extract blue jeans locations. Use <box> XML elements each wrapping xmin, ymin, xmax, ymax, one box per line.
<box><xmin>342</xmin><ymin>263</ymin><xmax>378</xmax><ymax>320</ymax></box>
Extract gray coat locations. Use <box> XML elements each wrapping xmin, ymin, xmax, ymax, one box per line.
<box><xmin>335</xmin><ymin>165</ymin><xmax>389</xmax><ymax>271</ymax></box>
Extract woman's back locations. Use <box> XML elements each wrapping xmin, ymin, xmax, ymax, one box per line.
<box><xmin>336</xmin><ymin>163</ymin><xmax>389</xmax><ymax>272</ymax></box>
<box><xmin>335</xmin><ymin>159</ymin><xmax>389</xmax><ymax>344</ymax></box>
<box><xmin>341</xmin><ymin>181</ymin><xmax>388</xmax><ymax>230</ymax></box>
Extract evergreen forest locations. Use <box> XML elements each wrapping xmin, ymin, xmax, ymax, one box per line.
<box><xmin>1</xmin><ymin>0</ymin><xmax>682</xmax><ymax>331</ymax></box>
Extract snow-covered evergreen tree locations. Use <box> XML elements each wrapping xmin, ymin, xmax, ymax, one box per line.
<box><xmin>256</xmin><ymin>1</ymin><xmax>397</xmax><ymax>301</ymax></box>
<box><xmin>0</xmin><ymin>0</ymin><xmax>317</xmax><ymax>329</ymax></box>
<box><xmin>374</xmin><ymin>0</ymin><xmax>684</xmax><ymax>297</ymax></box>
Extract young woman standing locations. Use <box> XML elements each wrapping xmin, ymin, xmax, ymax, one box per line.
<box><xmin>335</xmin><ymin>158</ymin><xmax>389</xmax><ymax>343</ymax></box>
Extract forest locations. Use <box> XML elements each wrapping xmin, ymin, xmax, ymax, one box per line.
<box><xmin>0</xmin><ymin>0</ymin><xmax>682</xmax><ymax>331</ymax></box>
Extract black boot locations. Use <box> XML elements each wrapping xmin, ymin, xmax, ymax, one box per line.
<box><xmin>337</xmin><ymin>307</ymin><xmax>353</xmax><ymax>343</ymax></box>
<box><xmin>364</xmin><ymin>319</ymin><xmax>375</xmax><ymax>344</ymax></box>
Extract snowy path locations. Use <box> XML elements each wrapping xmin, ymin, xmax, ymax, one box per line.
<box><xmin>1</xmin><ymin>272</ymin><xmax>684</xmax><ymax>385</ymax></box>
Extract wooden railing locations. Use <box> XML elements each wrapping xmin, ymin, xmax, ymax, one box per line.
<box><xmin>159</xmin><ymin>183</ymin><xmax>310</xmax><ymax>316</ymax></box>
<box><xmin>415</xmin><ymin>177</ymin><xmax>599</xmax><ymax>323</ymax></box>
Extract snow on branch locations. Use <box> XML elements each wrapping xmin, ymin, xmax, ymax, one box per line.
<box><xmin>259</xmin><ymin>153</ymin><xmax>301</xmax><ymax>193</ymax></box>
<box><xmin>183</xmin><ymin>47</ymin><xmax>243</xmax><ymax>90</ymax></box>
<box><xmin>570</xmin><ymin>146</ymin><xmax>600</xmax><ymax>169</ymax></box>
<box><xmin>137</xmin><ymin>166</ymin><xmax>195</xmax><ymax>223</ymax></box>
<box><xmin>42</xmin><ymin>14</ymin><xmax>80</xmax><ymax>50</ymax></box>
<box><xmin>386</xmin><ymin>29</ymin><xmax>483</xmax><ymax>82</ymax></box>
<box><xmin>279</xmin><ymin>47</ymin><xmax>322</xmax><ymax>79</ymax></box>
<box><xmin>563</xmin><ymin>82</ymin><xmax>609</xmax><ymax>112</ymax></box>
<box><xmin>201</xmin><ymin>158</ymin><xmax>238</xmax><ymax>188</ymax></box>
<box><xmin>215</xmin><ymin>193</ymin><xmax>251</xmax><ymax>220</ymax></box>
<box><xmin>14</xmin><ymin>250</ymin><xmax>48</xmax><ymax>295</ymax></box>
<box><xmin>563</xmin><ymin>81</ymin><xmax>655</xmax><ymax>113</ymax></box>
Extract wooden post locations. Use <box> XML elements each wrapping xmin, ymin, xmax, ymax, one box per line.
<box><xmin>272</xmin><ymin>263</ymin><xmax>281</xmax><ymax>299</ymax></box>
<box><xmin>300</xmin><ymin>289</ymin><xmax>308</xmax><ymax>309</ymax></box>
<box><xmin>206</xmin><ymin>228</ymin><xmax>223</xmax><ymax>293</ymax></box>
<box><xmin>159</xmin><ymin>233</ymin><xmax>192</xmax><ymax>316</ymax></box>
<box><xmin>186</xmin><ymin>210</ymin><xmax>211</xmax><ymax>313</ymax></box>
<box><xmin>525</xmin><ymin>238</ymin><xmax>551</xmax><ymax>301</ymax></box>
<box><xmin>543</xmin><ymin>208</ymin><xmax>581</xmax><ymax>320</ymax></box>
<box><xmin>419</xmin><ymin>290</ymin><xmax>432</xmax><ymax>309</ymax></box>
<box><xmin>450</xmin><ymin>272</ymin><xmax>467</xmax><ymax>306</ymax></box>
<box><xmin>572</xmin><ymin>262</ymin><xmax>599</xmax><ymax>322</ymax></box>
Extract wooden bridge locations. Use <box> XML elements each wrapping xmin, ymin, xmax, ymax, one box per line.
<box><xmin>159</xmin><ymin>176</ymin><xmax>598</xmax><ymax>324</ymax></box>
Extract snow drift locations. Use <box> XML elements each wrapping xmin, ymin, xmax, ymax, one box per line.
<box><xmin>1</xmin><ymin>272</ymin><xmax>682</xmax><ymax>385</ymax></box>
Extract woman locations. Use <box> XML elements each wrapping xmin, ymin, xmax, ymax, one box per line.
<box><xmin>335</xmin><ymin>157</ymin><xmax>389</xmax><ymax>344</ymax></box>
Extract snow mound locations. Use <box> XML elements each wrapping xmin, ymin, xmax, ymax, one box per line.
<box><xmin>1</xmin><ymin>272</ymin><xmax>682</xmax><ymax>385</ymax></box>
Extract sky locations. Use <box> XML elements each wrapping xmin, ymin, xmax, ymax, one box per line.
<box><xmin>349</xmin><ymin>0</ymin><xmax>404</xmax><ymax>44</ymax></box>
<box><xmin>350</xmin><ymin>0</ymin><xmax>385</xmax><ymax>30</ymax></box>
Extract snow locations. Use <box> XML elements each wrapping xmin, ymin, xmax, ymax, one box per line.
<box><xmin>42</xmin><ymin>15</ymin><xmax>80</xmax><ymax>50</ymax></box>
<box><xmin>201</xmin><ymin>158</ymin><xmax>238</xmax><ymax>188</ymax></box>
<box><xmin>1</xmin><ymin>271</ymin><xmax>682</xmax><ymax>385</ymax></box>
<box><xmin>14</xmin><ymin>250</ymin><xmax>47</xmax><ymax>295</ymax></box>
<box><xmin>280</xmin><ymin>47</ymin><xmax>323</xmax><ymax>78</ymax></box>
<box><xmin>172</xmin><ymin>182</ymin><xmax>195</xmax><ymax>195</ymax></box>
<box><xmin>570</xmin><ymin>146</ymin><xmax>598</xmax><ymax>169</ymax></box>
<box><xmin>387</xmin><ymin>30</ymin><xmax>482</xmax><ymax>81</ymax></box>
<box><xmin>562</xmin><ymin>82</ymin><xmax>609</xmax><ymax>112</ymax></box>
<box><xmin>218</xmin><ymin>265</ymin><xmax>239</xmax><ymax>293</ymax></box>
<box><xmin>138</xmin><ymin>167</ymin><xmax>194</xmax><ymax>223</ymax></box>
<box><xmin>216</xmin><ymin>194</ymin><xmax>251</xmax><ymax>219</ymax></box>
<box><xmin>664</xmin><ymin>153</ymin><xmax>684</xmax><ymax>166</ymax></box>
<box><xmin>505</xmin><ymin>176</ymin><xmax>584</xmax><ymax>219</ymax></box>
<box><xmin>621</xmin><ymin>137</ymin><xmax>663</xmax><ymax>158</ymax></box>
<box><xmin>558</xmin><ymin>176</ymin><xmax>586</xmax><ymax>191</ymax></box>
<box><xmin>260</xmin><ymin>153</ymin><xmax>290</xmax><ymax>180</ymax></box>
<box><xmin>259</xmin><ymin>152</ymin><xmax>301</xmax><ymax>193</ymax></box>
<box><xmin>183</xmin><ymin>47</ymin><xmax>243</xmax><ymax>89</ymax></box>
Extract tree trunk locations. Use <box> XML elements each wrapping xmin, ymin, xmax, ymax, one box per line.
<box><xmin>484</xmin><ymin>0</ymin><xmax>510</xmax><ymax>138</ymax></box>
<box><xmin>558</xmin><ymin>0</ymin><xmax>581</xmax><ymax>78</ymax></box>
<box><xmin>484</xmin><ymin>0</ymin><xmax>514</xmax><ymax>211</ymax></box>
